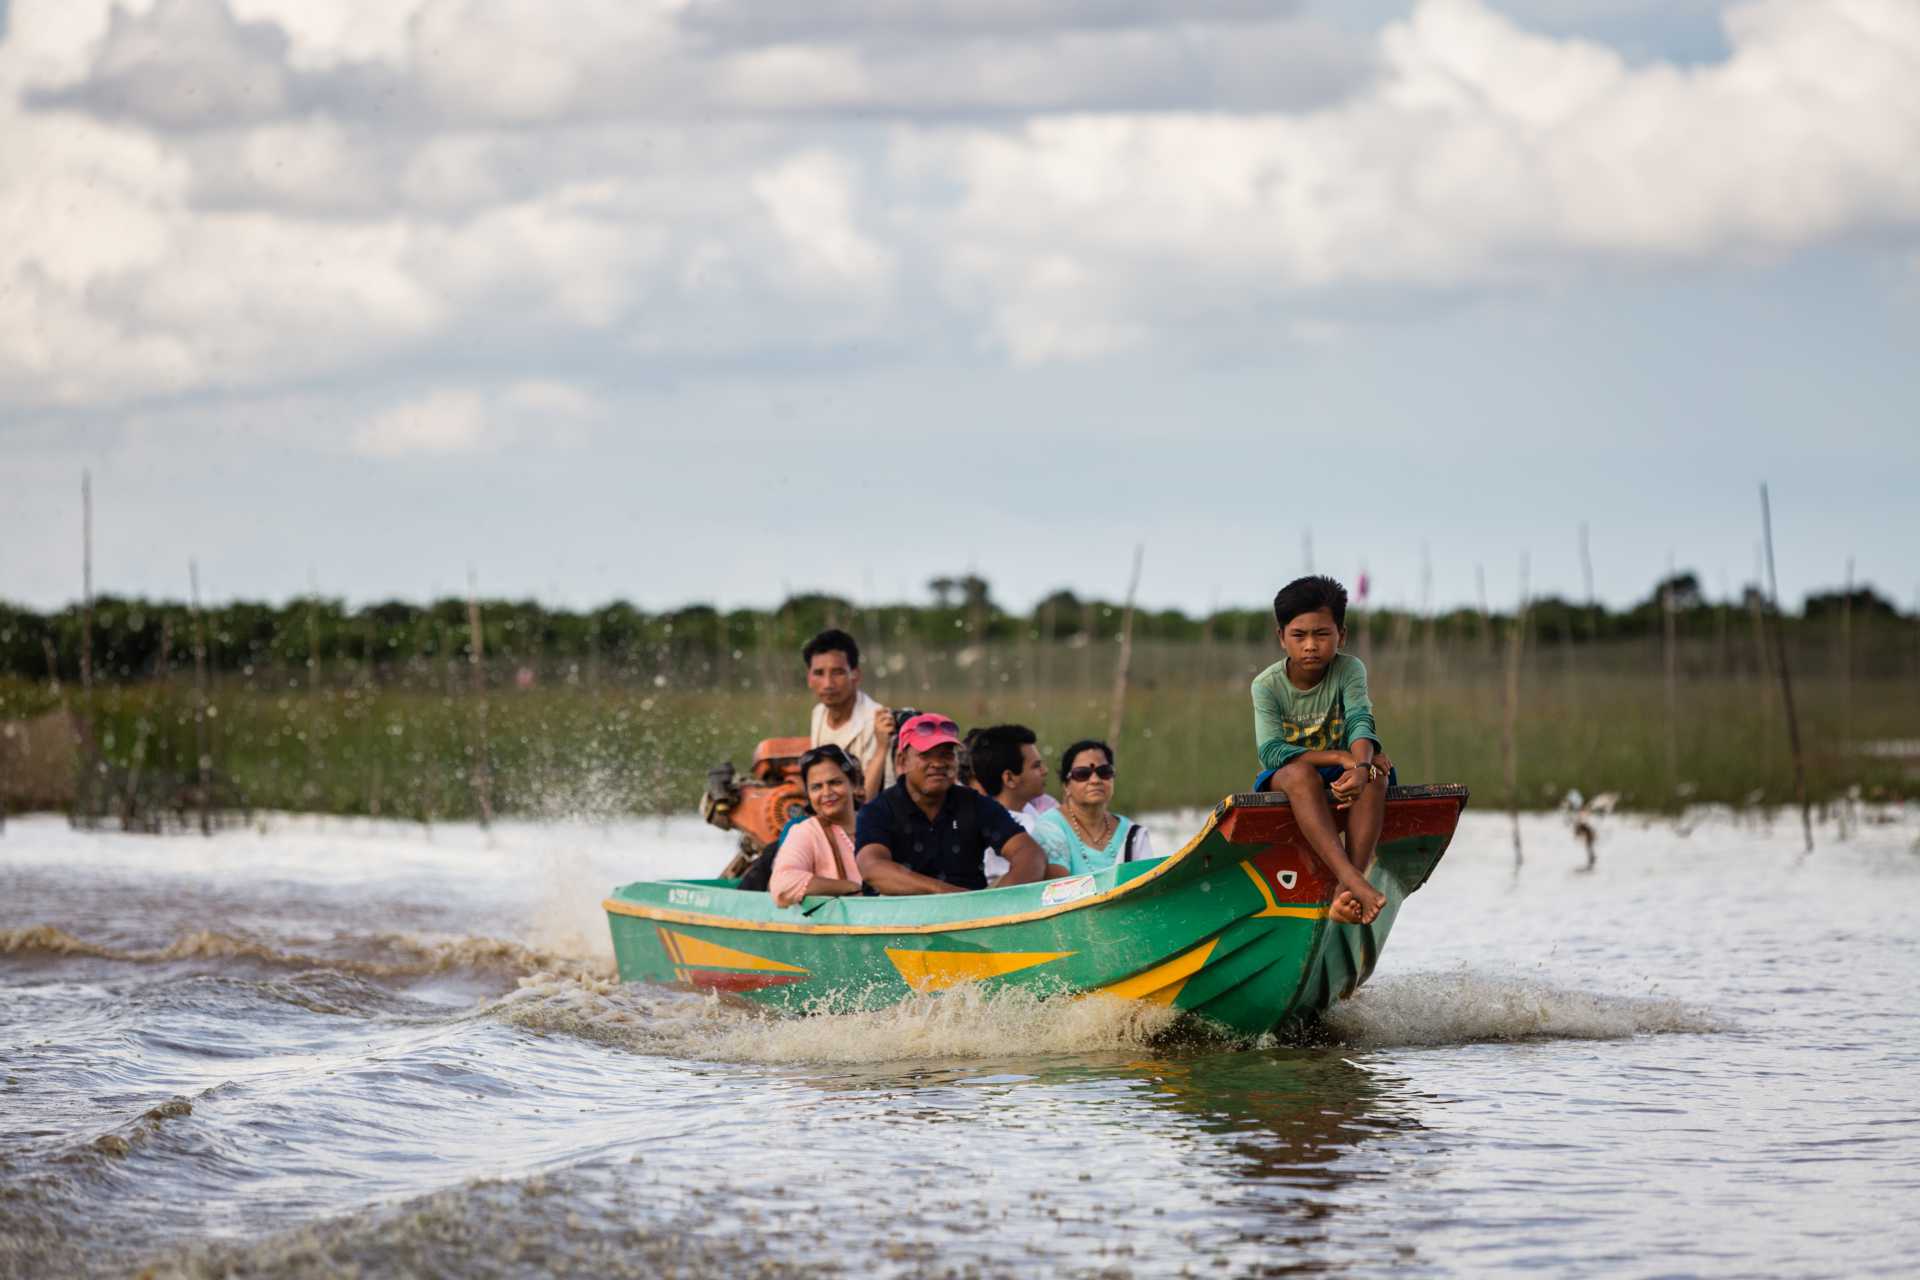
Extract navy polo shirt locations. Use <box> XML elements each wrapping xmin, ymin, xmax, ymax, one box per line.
<box><xmin>854</xmin><ymin>781</ymin><xmax>1024</xmax><ymax>891</ymax></box>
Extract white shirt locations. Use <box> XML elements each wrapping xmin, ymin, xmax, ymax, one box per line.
<box><xmin>983</xmin><ymin>798</ymin><xmax>1049</xmax><ymax>882</ymax></box>
<box><xmin>809</xmin><ymin>690</ymin><xmax>896</xmax><ymax>790</ymax></box>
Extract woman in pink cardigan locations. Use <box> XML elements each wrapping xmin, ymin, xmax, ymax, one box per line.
<box><xmin>769</xmin><ymin>745</ymin><xmax>866</xmax><ymax>907</ymax></box>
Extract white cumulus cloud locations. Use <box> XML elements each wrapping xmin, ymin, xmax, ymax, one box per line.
<box><xmin>0</xmin><ymin>0</ymin><xmax>1916</xmax><ymax>410</ymax></box>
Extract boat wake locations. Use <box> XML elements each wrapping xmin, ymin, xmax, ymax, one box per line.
<box><xmin>1323</xmin><ymin>971</ymin><xmax>1726</xmax><ymax>1048</ymax></box>
<box><xmin>486</xmin><ymin>975</ymin><xmax>1184</xmax><ymax>1065</ymax></box>
<box><xmin>0</xmin><ymin>923</ymin><xmax>612</xmax><ymax>985</ymax></box>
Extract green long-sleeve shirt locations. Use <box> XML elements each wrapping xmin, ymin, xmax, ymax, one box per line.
<box><xmin>1250</xmin><ymin>653</ymin><xmax>1380</xmax><ymax>771</ymax></box>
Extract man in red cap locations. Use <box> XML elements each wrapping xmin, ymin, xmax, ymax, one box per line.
<box><xmin>855</xmin><ymin>712</ymin><xmax>1050</xmax><ymax>893</ymax></box>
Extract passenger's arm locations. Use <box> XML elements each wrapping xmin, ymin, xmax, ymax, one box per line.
<box><xmin>1337</xmin><ymin>657</ymin><xmax>1378</xmax><ymax>756</ymax></box>
<box><xmin>994</xmin><ymin>832</ymin><xmax>1047</xmax><ymax>887</ymax></box>
<box><xmin>861</xmin><ymin>711</ymin><xmax>895</xmax><ymax>802</ymax></box>
<box><xmin>1252</xmin><ymin>678</ymin><xmax>1307</xmax><ymax>771</ymax></box>
<box><xmin>776</xmin><ymin>875</ymin><xmax>861</xmax><ymax>907</ymax></box>
<box><xmin>856</xmin><ymin>843</ymin><xmax>962</xmax><ymax>895</ymax></box>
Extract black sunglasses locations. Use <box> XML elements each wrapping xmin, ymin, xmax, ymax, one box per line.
<box><xmin>1065</xmin><ymin>763</ymin><xmax>1116</xmax><ymax>783</ymax></box>
<box><xmin>798</xmin><ymin>744</ymin><xmax>856</xmax><ymax>779</ymax></box>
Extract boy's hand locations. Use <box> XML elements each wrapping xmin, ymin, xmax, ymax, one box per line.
<box><xmin>1330</xmin><ymin>765</ymin><xmax>1365</xmax><ymax>809</ymax></box>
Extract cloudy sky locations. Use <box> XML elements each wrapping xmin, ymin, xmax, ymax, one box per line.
<box><xmin>3</xmin><ymin>0</ymin><xmax>1915</xmax><ymax>616</ymax></box>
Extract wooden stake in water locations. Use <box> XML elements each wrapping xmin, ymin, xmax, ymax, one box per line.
<box><xmin>1503</xmin><ymin>556</ymin><xmax>1529</xmax><ymax>867</ymax></box>
<box><xmin>78</xmin><ymin>470</ymin><xmax>99</xmax><ymax>819</ymax></box>
<box><xmin>1419</xmin><ymin>544</ymin><xmax>1436</xmax><ymax>784</ymax></box>
<box><xmin>1760</xmin><ymin>485</ymin><xmax>1812</xmax><ymax>854</ymax></box>
<box><xmin>1837</xmin><ymin>557</ymin><xmax>1856</xmax><ymax>841</ymax></box>
<box><xmin>1190</xmin><ymin>593</ymin><xmax>1217</xmax><ymax>783</ymax></box>
<box><xmin>467</xmin><ymin>574</ymin><xmax>493</xmax><ymax>827</ymax></box>
<box><xmin>1107</xmin><ymin>545</ymin><xmax>1144</xmax><ymax>744</ymax></box>
<box><xmin>1476</xmin><ymin>563</ymin><xmax>1493</xmax><ymax>659</ymax></box>
<box><xmin>189</xmin><ymin>560</ymin><xmax>211</xmax><ymax>837</ymax></box>
<box><xmin>80</xmin><ymin>471</ymin><xmax>94</xmax><ymax>696</ymax></box>
<box><xmin>1663</xmin><ymin>558</ymin><xmax>1679</xmax><ymax>803</ymax></box>
<box><xmin>306</xmin><ymin>573</ymin><xmax>322</xmax><ymax>690</ymax></box>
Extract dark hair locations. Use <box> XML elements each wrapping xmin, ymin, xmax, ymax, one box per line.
<box><xmin>801</xmin><ymin>628</ymin><xmax>860</xmax><ymax>671</ymax></box>
<box><xmin>1058</xmin><ymin>738</ymin><xmax>1114</xmax><ymax>781</ymax></box>
<box><xmin>1272</xmin><ymin>575</ymin><xmax>1348</xmax><ymax>630</ymax></box>
<box><xmin>797</xmin><ymin>744</ymin><xmax>863</xmax><ymax>797</ymax></box>
<box><xmin>968</xmin><ymin>724</ymin><xmax>1037</xmax><ymax>798</ymax></box>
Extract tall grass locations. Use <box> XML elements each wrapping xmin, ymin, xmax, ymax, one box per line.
<box><xmin>5</xmin><ymin>627</ymin><xmax>1914</xmax><ymax>820</ymax></box>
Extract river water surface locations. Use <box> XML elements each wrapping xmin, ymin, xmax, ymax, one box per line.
<box><xmin>3</xmin><ymin>805</ymin><xmax>1917</xmax><ymax>1277</ymax></box>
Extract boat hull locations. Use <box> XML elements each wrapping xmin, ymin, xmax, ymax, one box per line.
<box><xmin>604</xmin><ymin>785</ymin><xmax>1467</xmax><ymax>1038</ymax></box>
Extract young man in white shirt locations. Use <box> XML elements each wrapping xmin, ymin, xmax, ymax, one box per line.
<box><xmin>804</xmin><ymin>629</ymin><xmax>894</xmax><ymax>802</ymax></box>
<box><xmin>966</xmin><ymin>723</ymin><xmax>1063</xmax><ymax>882</ymax></box>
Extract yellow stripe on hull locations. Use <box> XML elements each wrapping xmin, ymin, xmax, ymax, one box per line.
<box><xmin>884</xmin><ymin>948</ymin><xmax>1074</xmax><ymax>993</ymax></box>
<box><xmin>1096</xmin><ymin>939</ymin><xmax>1219</xmax><ymax>1006</ymax></box>
<box><xmin>658</xmin><ymin>928</ymin><xmax>808</xmax><ymax>973</ymax></box>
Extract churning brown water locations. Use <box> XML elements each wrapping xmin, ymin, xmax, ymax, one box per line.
<box><xmin>3</xmin><ymin>806</ymin><xmax>1916</xmax><ymax>1277</ymax></box>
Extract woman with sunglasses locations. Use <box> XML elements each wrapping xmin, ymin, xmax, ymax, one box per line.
<box><xmin>768</xmin><ymin>745</ymin><xmax>866</xmax><ymax>907</ymax></box>
<box><xmin>1031</xmin><ymin>739</ymin><xmax>1155</xmax><ymax>877</ymax></box>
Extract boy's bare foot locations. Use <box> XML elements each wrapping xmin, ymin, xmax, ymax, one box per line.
<box><xmin>1329</xmin><ymin>884</ymin><xmax>1386</xmax><ymax>925</ymax></box>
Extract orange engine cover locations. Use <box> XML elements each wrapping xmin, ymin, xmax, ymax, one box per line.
<box><xmin>727</xmin><ymin>779</ymin><xmax>810</xmax><ymax>851</ymax></box>
<box><xmin>751</xmin><ymin>737</ymin><xmax>812</xmax><ymax>783</ymax></box>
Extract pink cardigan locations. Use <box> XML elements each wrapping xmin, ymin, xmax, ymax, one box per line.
<box><xmin>769</xmin><ymin>818</ymin><xmax>862</xmax><ymax>907</ymax></box>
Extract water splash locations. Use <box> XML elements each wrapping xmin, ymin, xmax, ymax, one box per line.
<box><xmin>1324</xmin><ymin>971</ymin><xmax>1725</xmax><ymax>1047</ymax></box>
<box><xmin>486</xmin><ymin>974</ymin><xmax>1180</xmax><ymax>1065</ymax></box>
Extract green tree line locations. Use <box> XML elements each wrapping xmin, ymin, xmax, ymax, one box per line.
<box><xmin>2</xmin><ymin>572</ymin><xmax>1910</xmax><ymax>686</ymax></box>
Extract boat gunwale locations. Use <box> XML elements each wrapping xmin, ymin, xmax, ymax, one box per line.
<box><xmin>602</xmin><ymin>784</ymin><xmax>1469</xmax><ymax>938</ymax></box>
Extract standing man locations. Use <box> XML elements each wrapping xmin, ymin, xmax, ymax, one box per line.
<box><xmin>856</xmin><ymin>713</ymin><xmax>1049</xmax><ymax>894</ymax></box>
<box><xmin>804</xmin><ymin>629</ymin><xmax>894</xmax><ymax>802</ymax></box>
<box><xmin>965</xmin><ymin>724</ymin><xmax>1062</xmax><ymax>882</ymax></box>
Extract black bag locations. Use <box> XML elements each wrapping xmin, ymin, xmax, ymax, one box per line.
<box><xmin>736</xmin><ymin>840</ymin><xmax>781</xmax><ymax>892</ymax></box>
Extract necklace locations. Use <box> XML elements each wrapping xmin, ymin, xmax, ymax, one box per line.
<box><xmin>1066</xmin><ymin>805</ymin><xmax>1115</xmax><ymax>850</ymax></box>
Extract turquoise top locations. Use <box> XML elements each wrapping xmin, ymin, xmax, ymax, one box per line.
<box><xmin>1250</xmin><ymin>652</ymin><xmax>1379</xmax><ymax>771</ymax></box>
<box><xmin>1032</xmin><ymin>808</ymin><xmax>1138</xmax><ymax>876</ymax></box>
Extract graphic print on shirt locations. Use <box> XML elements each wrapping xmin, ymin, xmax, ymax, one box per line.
<box><xmin>1277</xmin><ymin>692</ymin><xmax>1346</xmax><ymax>751</ymax></box>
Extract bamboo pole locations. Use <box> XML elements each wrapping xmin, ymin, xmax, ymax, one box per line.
<box><xmin>1106</xmin><ymin>545</ymin><xmax>1144</xmax><ymax>744</ymax></box>
<box><xmin>1190</xmin><ymin>593</ymin><xmax>1217</xmax><ymax>782</ymax></box>
<box><xmin>1079</xmin><ymin>599</ymin><xmax>1096</xmax><ymax>708</ymax></box>
<box><xmin>80</xmin><ymin>471</ymin><xmax>98</xmax><ymax>819</ymax></box>
<box><xmin>189</xmin><ymin>560</ymin><xmax>210</xmax><ymax>837</ymax></box>
<box><xmin>1663</xmin><ymin>557</ymin><xmax>1679</xmax><ymax>802</ymax></box>
<box><xmin>1837</xmin><ymin>558</ymin><xmax>1855</xmax><ymax>840</ymax></box>
<box><xmin>1579</xmin><ymin>521</ymin><xmax>1597</xmax><ymax>642</ymax></box>
<box><xmin>1503</xmin><ymin>555</ymin><xmax>1529</xmax><ymax>867</ymax></box>
<box><xmin>1038</xmin><ymin>596</ymin><xmax>1056</xmax><ymax>703</ymax></box>
<box><xmin>1747</xmin><ymin>570</ymin><xmax>1776</xmax><ymax>787</ymax></box>
<box><xmin>1760</xmin><ymin>485</ymin><xmax>1812</xmax><ymax>853</ymax></box>
<box><xmin>467</xmin><ymin>573</ymin><xmax>493</xmax><ymax>827</ymax></box>
<box><xmin>80</xmin><ymin>471</ymin><xmax>94</xmax><ymax>695</ymax></box>
<box><xmin>1842</xmin><ymin>556</ymin><xmax>1854</xmax><ymax>765</ymax></box>
<box><xmin>1420</xmin><ymin>546</ymin><xmax>1436</xmax><ymax>785</ymax></box>
<box><xmin>306</xmin><ymin>575</ymin><xmax>322</xmax><ymax>690</ymax></box>
<box><xmin>969</xmin><ymin>580</ymin><xmax>988</xmax><ymax>721</ymax></box>
<box><xmin>1476</xmin><ymin>563</ymin><xmax>1493</xmax><ymax>661</ymax></box>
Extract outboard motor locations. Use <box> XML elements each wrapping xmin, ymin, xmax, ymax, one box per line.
<box><xmin>702</xmin><ymin>737</ymin><xmax>811</xmax><ymax>877</ymax></box>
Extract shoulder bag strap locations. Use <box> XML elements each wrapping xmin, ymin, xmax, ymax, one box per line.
<box><xmin>820</xmin><ymin>816</ymin><xmax>852</xmax><ymax>882</ymax></box>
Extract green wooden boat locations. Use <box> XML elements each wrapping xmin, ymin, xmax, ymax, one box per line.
<box><xmin>604</xmin><ymin>784</ymin><xmax>1468</xmax><ymax>1039</ymax></box>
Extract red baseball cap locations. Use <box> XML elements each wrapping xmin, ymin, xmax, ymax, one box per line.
<box><xmin>896</xmin><ymin>712</ymin><xmax>961</xmax><ymax>755</ymax></box>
